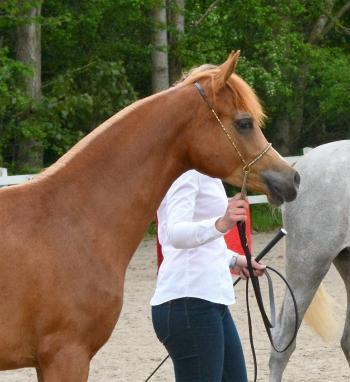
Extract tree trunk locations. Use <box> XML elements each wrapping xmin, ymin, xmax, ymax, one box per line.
<box><xmin>16</xmin><ymin>3</ymin><xmax>43</xmax><ymax>171</ymax></box>
<box><xmin>152</xmin><ymin>1</ymin><xmax>169</xmax><ymax>93</ymax></box>
<box><xmin>274</xmin><ymin>117</ymin><xmax>293</xmax><ymax>156</ymax></box>
<box><xmin>168</xmin><ymin>0</ymin><xmax>185</xmax><ymax>84</ymax></box>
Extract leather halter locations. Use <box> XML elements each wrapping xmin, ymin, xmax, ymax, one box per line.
<box><xmin>194</xmin><ymin>81</ymin><xmax>272</xmax><ymax>197</ymax></box>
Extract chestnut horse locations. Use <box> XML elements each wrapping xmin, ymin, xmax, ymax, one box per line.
<box><xmin>0</xmin><ymin>51</ymin><xmax>298</xmax><ymax>381</ymax></box>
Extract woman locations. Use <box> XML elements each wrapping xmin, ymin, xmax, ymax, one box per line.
<box><xmin>151</xmin><ymin>170</ymin><xmax>265</xmax><ymax>382</ymax></box>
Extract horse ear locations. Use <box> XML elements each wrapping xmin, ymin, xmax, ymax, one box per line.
<box><xmin>214</xmin><ymin>50</ymin><xmax>240</xmax><ymax>92</ymax></box>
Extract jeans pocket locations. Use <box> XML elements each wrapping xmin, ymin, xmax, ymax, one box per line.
<box><xmin>152</xmin><ymin>303</ymin><xmax>171</xmax><ymax>344</ymax></box>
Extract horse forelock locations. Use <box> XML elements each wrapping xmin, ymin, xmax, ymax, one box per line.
<box><xmin>226</xmin><ymin>75</ymin><xmax>266</xmax><ymax>129</ymax></box>
<box><xmin>177</xmin><ymin>68</ymin><xmax>266</xmax><ymax>129</ymax></box>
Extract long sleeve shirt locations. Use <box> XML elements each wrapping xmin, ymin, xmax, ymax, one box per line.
<box><xmin>150</xmin><ymin>170</ymin><xmax>238</xmax><ymax>306</ymax></box>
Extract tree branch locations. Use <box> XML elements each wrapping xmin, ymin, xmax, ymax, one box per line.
<box><xmin>321</xmin><ymin>2</ymin><xmax>350</xmax><ymax>37</ymax></box>
<box><xmin>192</xmin><ymin>0</ymin><xmax>222</xmax><ymax>28</ymax></box>
<box><xmin>42</xmin><ymin>60</ymin><xmax>96</xmax><ymax>89</ymax></box>
<box><xmin>309</xmin><ymin>0</ymin><xmax>335</xmax><ymax>44</ymax></box>
<box><xmin>335</xmin><ymin>1</ymin><xmax>350</xmax><ymax>19</ymax></box>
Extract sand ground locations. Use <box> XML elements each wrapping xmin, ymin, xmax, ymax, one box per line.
<box><xmin>1</xmin><ymin>232</ymin><xmax>348</xmax><ymax>381</ymax></box>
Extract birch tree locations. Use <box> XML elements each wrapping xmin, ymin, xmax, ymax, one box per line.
<box><xmin>16</xmin><ymin>1</ymin><xmax>43</xmax><ymax>170</ymax></box>
<box><xmin>152</xmin><ymin>0</ymin><xmax>169</xmax><ymax>93</ymax></box>
<box><xmin>168</xmin><ymin>0</ymin><xmax>185</xmax><ymax>84</ymax></box>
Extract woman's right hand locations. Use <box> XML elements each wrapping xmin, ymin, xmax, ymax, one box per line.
<box><xmin>215</xmin><ymin>193</ymin><xmax>249</xmax><ymax>233</ymax></box>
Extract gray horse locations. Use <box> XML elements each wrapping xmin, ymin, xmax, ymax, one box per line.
<box><xmin>269</xmin><ymin>140</ymin><xmax>350</xmax><ymax>381</ymax></box>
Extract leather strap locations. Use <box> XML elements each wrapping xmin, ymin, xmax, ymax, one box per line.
<box><xmin>236</xmin><ymin>222</ymin><xmax>299</xmax><ymax>382</ymax></box>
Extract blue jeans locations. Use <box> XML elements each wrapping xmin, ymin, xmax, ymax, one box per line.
<box><xmin>152</xmin><ymin>298</ymin><xmax>247</xmax><ymax>382</ymax></box>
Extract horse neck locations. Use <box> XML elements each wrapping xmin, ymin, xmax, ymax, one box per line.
<box><xmin>38</xmin><ymin>87</ymin><xmax>193</xmax><ymax>270</ymax></box>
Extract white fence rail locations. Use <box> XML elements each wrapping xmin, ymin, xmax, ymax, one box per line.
<box><xmin>0</xmin><ymin>169</ymin><xmax>36</xmax><ymax>186</ymax></box>
<box><xmin>0</xmin><ymin>148</ymin><xmax>312</xmax><ymax>204</ymax></box>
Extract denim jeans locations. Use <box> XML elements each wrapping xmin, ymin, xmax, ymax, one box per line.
<box><xmin>152</xmin><ymin>297</ymin><xmax>247</xmax><ymax>382</ymax></box>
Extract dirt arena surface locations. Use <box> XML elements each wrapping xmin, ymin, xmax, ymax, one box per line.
<box><xmin>2</xmin><ymin>232</ymin><xmax>348</xmax><ymax>381</ymax></box>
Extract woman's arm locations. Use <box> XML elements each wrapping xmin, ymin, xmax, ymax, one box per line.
<box><xmin>166</xmin><ymin>171</ymin><xmax>226</xmax><ymax>249</ymax></box>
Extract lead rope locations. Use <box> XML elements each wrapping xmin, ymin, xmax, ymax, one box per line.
<box><xmin>236</xmin><ymin>185</ymin><xmax>298</xmax><ymax>382</ymax></box>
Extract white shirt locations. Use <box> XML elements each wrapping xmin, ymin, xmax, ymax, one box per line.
<box><xmin>150</xmin><ymin>170</ymin><xmax>238</xmax><ymax>306</ymax></box>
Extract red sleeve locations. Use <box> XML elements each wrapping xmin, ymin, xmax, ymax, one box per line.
<box><xmin>224</xmin><ymin>206</ymin><xmax>252</xmax><ymax>256</ymax></box>
<box><xmin>155</xmin><ymin>214</ymin><xmax>164</xmax><ymax>270</ymax></box>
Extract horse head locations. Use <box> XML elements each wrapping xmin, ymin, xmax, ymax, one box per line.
<box><xmin>178</xmin><ymin>51</ymin><xmax>299</xmax><ymax>205</ymax></box>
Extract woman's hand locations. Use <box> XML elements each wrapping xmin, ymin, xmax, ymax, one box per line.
<box><xmin>215</xmin><ymin>193</ymin><xmax>248</xmax><ymax>233</ymax></box>
<box><xmin>233</xmin><ymin>255</ymin><xmax>266</xmax><ymax>279</ymax></box>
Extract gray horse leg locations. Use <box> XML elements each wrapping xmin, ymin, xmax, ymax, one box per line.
<box><xmin>333</xmin><ymin>248</ymin><xmax>350</xmax><ymax>364</ymax></box>
<box><xmin>269</xmin><ymin>247</ymin><xmax>332</xmax><ymax>382</ymax></box>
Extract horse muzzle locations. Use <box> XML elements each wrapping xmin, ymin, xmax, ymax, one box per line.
<box><xmin>262</xmin><ymin>169</ymin><xmax>300</xmax><ymax>206</ymax></box>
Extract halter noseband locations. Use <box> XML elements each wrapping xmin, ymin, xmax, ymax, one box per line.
<box><xmin>194</xmin><ymin>81</ymin><xmax>272</xmax><ymax>198</ymax></box>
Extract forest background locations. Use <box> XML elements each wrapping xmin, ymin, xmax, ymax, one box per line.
<box><xmin>0</xmin><ymin>0</ymin><xmax>349</xmax><ymax>175</ymax></box>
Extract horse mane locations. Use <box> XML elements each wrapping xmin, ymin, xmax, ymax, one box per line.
<box><xmin>177</xmin><ymin>65</ymin><xmax>266</xmax><ymax>128</ymax></box>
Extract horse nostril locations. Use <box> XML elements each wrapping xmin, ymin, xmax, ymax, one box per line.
<box><xmin>294</xmin><ymin>171</ymin><xmax>301</xmax><ymax>188</ymax></box>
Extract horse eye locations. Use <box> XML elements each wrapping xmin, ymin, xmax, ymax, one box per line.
<box><xmin>235</xmin><ymin>118</ymin><xmax>253</xmax><ymax>131</ymax></box>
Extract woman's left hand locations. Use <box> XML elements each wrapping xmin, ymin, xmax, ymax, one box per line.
<box><xmin>233</xmin><ymin>255</ymin><xmax>266</xmax><ymax>279</ymax></box>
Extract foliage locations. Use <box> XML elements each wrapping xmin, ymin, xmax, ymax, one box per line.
<box><xmin>148</xmin><ymin>220</ymin><xmax>157</xmax><ymax>236</ymax></box>
<box><xmin>0</xmin><ymin>47</ymin><xmax>32</xmax><ymax>167</ymax></box>
<box><xmin>42</xmin><ymin>59</ymin><xmax>136</xmax><ymax>160</ymax></box>
<box><xmin>0</xmin><ymin>0</ymin><xmax>139</xmax><ymax>170</ymax></box>
<box><xmin>303</xmin><ymin>48</ymin><xmax>350</xmax><ymax>145</ymax></box>
<box><xmin>180</xmin><ymin>0</ymin><xmax>350</xmax><ymax>148</ymax></box>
